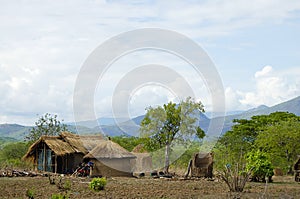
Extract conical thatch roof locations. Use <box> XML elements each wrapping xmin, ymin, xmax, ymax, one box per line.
<box><xmin>84</xmin><ymin>140</ymin><xmax>136</xmax><ymax>159</ymax></box>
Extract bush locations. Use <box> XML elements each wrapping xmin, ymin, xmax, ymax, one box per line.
<box><xmin>246</xmin><ymin>150</ymin><xmax>274</xmax><ymax>182</ymax></box>
<box><xmin>63</xmin><ymin>179</ymin><xmax>71</xmax><ymax>190</ymax></box>
<box><xmin>219</xmin><ymin>162</ymin><xmax>252</xmax><ymax>192</ymax></box>
<box><xmin>26</xmin><ymin>189</ymin><xmax>34</xmax><ymax>199</ymax></box>
<box><xmin>51</xmin><ymin>193</ymin><xmax>69</xmax><ymax>199</ymax></box>
<box><xmin>89</xmin><ymin>177</ymin><xmax>107</xmax><ymax>191</ymax></box>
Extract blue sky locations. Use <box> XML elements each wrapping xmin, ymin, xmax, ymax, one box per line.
<box><xmin>0</xmin><ymin>0</ymin><xmax>300</xmax><ymax>125</ymax></box>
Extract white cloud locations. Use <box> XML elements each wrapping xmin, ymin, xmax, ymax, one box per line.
<box><xmin>254</xmin><ymin>65</ymin><xmax>273</xmax><ymax>78</ymax></box>
<box><xmin>229</xmin><ymin>66</ymin><xmax>300</xmax><ymax>109</ymax></box>
<box><xmin>0</xmin><ymin>1</ymin><xmax>300</xmax><ymax>124</ymax></box>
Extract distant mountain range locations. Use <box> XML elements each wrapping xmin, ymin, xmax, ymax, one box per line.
<box><xmin>1</xmin><ymin>96</ymin><xmax>300</xmax><ymax>141</ymax></box>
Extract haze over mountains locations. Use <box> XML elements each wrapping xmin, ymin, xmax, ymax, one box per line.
<box><xmin>1</xmin><ymin>96</ymin><xmax>300</xmax><ymax>141</ymax></box>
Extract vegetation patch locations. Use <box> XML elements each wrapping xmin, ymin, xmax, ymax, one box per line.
<box><xmin>89</xmin><ymin>177</ymin><xmax>107</xmax><ymax>191</ymax></box>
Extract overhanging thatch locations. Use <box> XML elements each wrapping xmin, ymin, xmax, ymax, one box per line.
<box><xmin>84</xmin><ymin>140</ymin><xmax>136</xmax><ymax>159</ymax></box>
<box><xmin>22</xmin><ymin>136</ymin><xmax>75</xmax><ymax>161</ymax></box>
<box><xmin>23</xmin><ymin>132</ymin><xmax>104</xmax><ymax>161</ymax></box>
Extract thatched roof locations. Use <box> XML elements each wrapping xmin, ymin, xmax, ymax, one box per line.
<box><xmin>23</xmin><ymin>132</ymin><xmax>103</xmax><ymax>161</ymax></box>
<box><xmin>23</xmin><ymin>135</ymin><xmax>74</xmax><ymax>159</ymax></box>
<box><xmin>84</xmin><ymin>140</ymin><xmax>136</xmax><ymax>159</ymax></box>
<box><xmin>60</xmin><ymin>131</ymin><xmax>103</xmax><ymax>154</ymax></box>
<box><xmin>132</xmin><ymin>144</ymin><xmax>148</xmax><ymax>153</ymax></box>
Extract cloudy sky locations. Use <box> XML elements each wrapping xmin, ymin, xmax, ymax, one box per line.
<box><xmin>1</xmin><ymin>0</ymin><xmax>300</xmax><ymax>125</ymax></box>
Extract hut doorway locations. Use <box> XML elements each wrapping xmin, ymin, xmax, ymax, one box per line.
<box><xmin>37</xmin><ymin>148</ymin><xmax>52</xmax><ymax>172</ymax></box>
<box><xmin>55</xmin><ymin>156</ymin><xmax>63</xmax><ymax>173</ymax></box>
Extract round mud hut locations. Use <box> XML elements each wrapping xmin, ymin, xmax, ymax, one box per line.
<box><xmin>84</xmin><ymin>140</ymin><xmax>136</xmax><ymax>177</ymax></box>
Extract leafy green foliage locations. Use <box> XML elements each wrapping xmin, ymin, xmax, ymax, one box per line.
<box><xmin>0</xmin><ymin>142</ymin><xmax>31</xmax><ymax>168</ymax></box>
<box><xmin>111</xmin><ymin>135</ymin><xmax>150</xmax><ymax>152</ymax></box>
<box><xmin>0</xmin><ymin>142</ymin><xmax>28</xmax><ymax>160</ymax></box>
<box><xmin>25</xmin><ymin>113</ymin><xmax>68</xmax><ymax>143</ymax></box>
<box><xmin>89</xmin><ymin>177</ymin><xmax>107</xmax><ymax>191</ymax></box>
<box><xmin>215</xmin><ymin>112</ymin><xmax>300</xmax><ymax>172</ymax></box>
<box><xmin>26</xmin><ymin>189</ymin><xmax>35</xmax><ymax>199</ymax></box>
<box><xmin>0</xmin><ymin>137</ymin><xmax>18</xmax><ymax>149</ymax></box>
<box><xmin>140</xmin><ymin>97</ymin><xmax>205</xmax><ymax>173</ymax></box>
<box><xmin>255</xmin><ymin>121</ymin><xmax>300</xmax><ymax>173</ymax></box>
<box><xmin>51</xmin><ymin>193</ymin><xmax>69</xmax><ymax>199</ymax></box>
<box><xmin>63</xmin><ymin>180</ymin><xmax>71</xmax><ymax>191</ymax></box>
<box><xmin>246</xmin><ymin>150</ymin><xmax>274</xmax><ymax>182</ymax></box>
<box><xmin>171</xmin><ymin>141</ymin><xmax>201</xmax><ymax>168</ymax></box>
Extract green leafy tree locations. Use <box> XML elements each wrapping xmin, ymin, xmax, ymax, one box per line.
<box><xmin>246</xmin><ymin>150</ymin><xmax>274</xmax><ymax>182</ymax></box>
<box><xmin>25</xmin><ymin>113</ymin><xmax>68</xmax><ymax>143</ymax></box>
<box><xmin>216</xmin><ymin>112</ymin><xmax>300</xmax><ymax>167</ymax></box>
<box><xmin>140</xmin><ymin>97</ymin><xmax>205</xmax><ymax>173</ymax></box>
<box><xmin>255</xmin><ymin>120</ymin><xmax>300</xmax><ymax>174</ymax></box>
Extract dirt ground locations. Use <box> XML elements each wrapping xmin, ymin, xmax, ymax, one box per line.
<box><xmin>0</xmin><ymin>175</ymin><xmax>299</xmax><ymax>199</ymax></box>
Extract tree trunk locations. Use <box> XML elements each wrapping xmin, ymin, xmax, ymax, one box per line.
<box><xmin>164</xmin><ymin>143</ymin><xmax>170</xmax><ymax>173</ymax></box>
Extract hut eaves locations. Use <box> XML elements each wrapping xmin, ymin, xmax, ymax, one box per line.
<box><xmin>23</xmin><ymin>132</ymin><xmax>104</xmax><ymax>161</ymax></box>
<box><xmin>23</xmin><ymin>135</ymin><xmax>75</xmax><ymax>159</ymax></box>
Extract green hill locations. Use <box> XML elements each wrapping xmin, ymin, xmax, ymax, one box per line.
<box><xmin>0</xmin><ymin>96</ymin><xmax>299</xmax><ymax>140</ymax></box>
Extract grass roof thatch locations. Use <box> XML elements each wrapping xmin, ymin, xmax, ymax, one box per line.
<box><xmin>22</xmin><ymin>135</ymin><xmax>75</xmax><ymax>161</ymax></box>
<box><xmin>22</xmin><ymin>132</ymin><xmax>104</xmax><ymax>161</ymax></box>
<box><xmin>131</xmin><ymin>144</ymin><xmax>148</xmax><ymax>153</ymax></box>
<box><xmin>60</xmin><ymin>131</ymin><xmax>103</xmax><ymax>154</ymax></box>
<box><xmin>84</xmin><ymin>140</ymin><xmax>136</xmax><ymax>159</ymax></box>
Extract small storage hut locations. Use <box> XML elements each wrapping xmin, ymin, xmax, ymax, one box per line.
<box><xmin>84</xmin><ymin>140</ymin><xmax>136</xmax><ymax>177</ymax></box>
<box><xmin>22</xmin><ymin>132</ymin><xmax>103</xmax><ymax>174</ymax></box>
<box><xmin>187</xmin><ymin>152</ymin><xmax>213</xmax><ymax>178</ymax></box>
<box><xmin>131</xmin><ymin>144</ymin><xmax>152</xmax><ymax>174</ymax></box>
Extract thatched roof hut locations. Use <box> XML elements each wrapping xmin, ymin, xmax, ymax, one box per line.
<box><xmin>24</xmin><ymin>135</ymin><xmax>75</xmax><ymax>157</ymax></box>
<box><xmin>22</xmin><ymin>132</ymin><xmax>103</xmax><ymax>173</ymax></box>
<box><xmin>131</xmin><ymin>144</ymin><xmax>152</xmax><ymax>173</ymax></box>
<box><xmin>84</xmin><ymin>140</ymin><xmax>136</xmax><ymax>177</ymax></box>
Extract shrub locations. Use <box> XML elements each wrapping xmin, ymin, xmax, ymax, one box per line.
<box><xmin>63</xmin><ymin>179</ymin><xmax>71</xmax><ymax>190</ymax></box>
<box><xmin>89</xmin><ymin>177</ymin><xmax>107</xmax><ymax>191</ymax></box>
<box><xmin>26</xmin><ymin>189</ymin><xmax>34</xmax><ymax>199</ymax></box>
<box><xmin>246</xmin><ymin>150</ymin><xmax>274</xmax><ymax>182</ymax></box>
<box><xmin>51</xmin><ymin>193</ymin><xmax>69</xmax><ymax>199</ymax></box>
<box><xmin>219</xmin><ymin>162</ymin><xmax>252</xmax><ymax>192</ymax></box>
